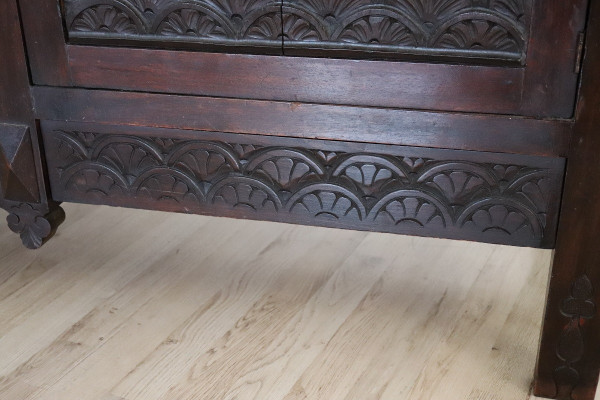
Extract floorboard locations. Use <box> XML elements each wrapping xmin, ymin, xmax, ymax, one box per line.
<box><xmin>0</xmin><ymin>203</ymin><xmax>591</xmax><ymax>400</ymax></box>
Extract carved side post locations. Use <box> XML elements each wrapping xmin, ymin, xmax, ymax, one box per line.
<box><xmin>533</xmin><ymin>1</ymin><xmax>600</xmax><ymax>399</ymax></box>
<box><xmin>0</xmin><ymin>0</ymin><xmax>64</xmax><ymax>248</ymax></box>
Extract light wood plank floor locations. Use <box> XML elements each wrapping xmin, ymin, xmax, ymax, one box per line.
<box><xmin>0</xmin><ymin>203</ymin><xmax>588</xmax><ymax>400</ymax></box>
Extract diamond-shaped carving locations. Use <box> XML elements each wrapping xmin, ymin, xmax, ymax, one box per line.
<box><xmin>0</xmin><ymin>124</ymin><xmax>40</xmax><ymax>202</ymax></box>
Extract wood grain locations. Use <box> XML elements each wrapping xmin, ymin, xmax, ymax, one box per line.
<box><xmin>31</xmin><ymin>87</ymin><xmax>573</xmax><ymax>157</ymax></box>
<box><xmin>0</xmin><ymin>203</ymin><xmax>580</xmax><ymax>400</ymax></box>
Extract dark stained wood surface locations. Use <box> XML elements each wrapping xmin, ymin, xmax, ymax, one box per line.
<box><xmin>60</xmin><ymin>0</ymin><xmax>532</xmax><ymax>64</ymax></box>
<box><xmin>533</xmin><ymin>0</ymin><xmax>600</xmax><ymax>398</ymax></box>
<box><xmin>0</xmin><ymin>0</ymin><xmax>41</xmax><ymax>202</ymax></box>
<box><xmin>0</xmin><ymin>0</ymin><xmax>34</xmax><ymax>123</ymax></box>
<box><xmin>31</xmin><ymin>86</ymin><xmax>573</xmax><ymax>158</ymax></box>
<box><xmin>520</xmin><ymin>0</ymin><xmax>588</xmax><ymax>119</ymax></box>
<box><xmin>62</xmin><ymin>0</ymin><xmax>284</xmax><ymax>53</ymax></box>
<box><xmin>0</xmin><ymin>0</ymin><xmax>65</xmax><ymax>248</ymax></box>
<box><xmin>40</xmin><ymin>120</ymin><xmax>565</xmax><ymax>248</ymax></box>
<box><xmin>281</xmin><ymin>0</ymin><xmax>530</xmax><ymax>63</ymax></box>
<box><xmin>18</xmin><ymin>0</ymin><xmax>72</xmax><ymax>86</ymax></box>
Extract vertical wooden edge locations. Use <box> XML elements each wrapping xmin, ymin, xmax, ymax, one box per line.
<box><xmin>534</xmin><ymin>0</ymin><xmax>600</xmax><ymax>398</ymax></box>
<box><xmin>0</xmin><ymin>0</ymin><xmax>60</xmax><ymax>248</ymax></box>
<box><xmin>18</xmin><ymin>0</ymin><xmax>71</xmax><ymax>86</ymax></box>
<box><xmin>0</xmin><ymin>0</ymin><xmax>33</xmax><ymax>123</ymax></box>
<box><xmin>521</xmin><ymin>0</ymin><xmax>589</xmax><ymax>118</ymax></box>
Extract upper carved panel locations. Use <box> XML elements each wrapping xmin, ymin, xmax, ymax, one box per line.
<box><xmin>281</xmin><ymin>0</ymin><xmax>529</xmax><ymax>61</ymax></box>
<box><xmin>62</xmin><ymin>0</ymin><xmax>283</xmax><ymax>48</ymax></box>
<box><xmin>62</xmin><ymin>0</ymin><xmax>531</xmax><ymax>62</ymax></box>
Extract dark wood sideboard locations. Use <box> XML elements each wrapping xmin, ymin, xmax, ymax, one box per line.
<box><xmin>1</xmin><ymin>0</ymin><xmax>599</xmax><ymax>398</ymax></box>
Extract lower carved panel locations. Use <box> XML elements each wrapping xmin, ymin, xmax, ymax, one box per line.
<box><xmin>41</xmin><ymin>122</ymin><xmax>564</xmax><ymax>247</ymax></box>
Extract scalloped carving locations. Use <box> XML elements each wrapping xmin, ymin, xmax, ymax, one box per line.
<box><xmin>70</xmin><ymin>4</ymin><xmax>143</xmax><ymax>34</ymax></box>
<box><xmin>156</xmin><ymin>8</ymin><xmax>233</xmax><ymax>38</ymax></box>
<box><xmin>64</xmin><ymin>0</ymin><xmax>282</xmax><ymax>44</ymax></box>
<box><xmin>208</xmin><ymin>176</ymin><xmax>282</xmax><ymax>212</ymax></box>
<box><xmin>6</xmin><ymin>203</ymin><xmax>66</xmax><ymax>249</ymax></box>
<box><xmin>62</xmin><ymin>0</ymin><xmax>530</xmax><ymax>60</ymax></box>
<box><xmin>44</xmin><ymin>128</ymin><xmax>561</xmax><ymax>246</ymax></box>
<box><xmin>281</xmin><ymin>0</ymin><xmax>529</xmax><ymax>60</ymax></box>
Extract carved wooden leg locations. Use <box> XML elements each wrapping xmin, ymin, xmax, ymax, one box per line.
<box><xmin>0</xmin><ymin>123</ymin><xmax>65</xmax><ymax>249</ymax></box>
<box><xmin>0</xmin><ymin>1</ymin><xmax>64</xmax><ymax>249</ymax></box>
<box><xmin>4</xmin><ymin>201</ymin><xmax>65</xmax><ymax>249</ymax></box>
<box><xmin>533</xmin><ymin>2</ymin><xmax>600</xmax><ymax>399</ymax></box>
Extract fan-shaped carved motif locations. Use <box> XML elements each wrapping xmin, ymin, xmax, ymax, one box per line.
<box><xmin>287</xmin><ymin>183</ymin><xmax>366</xmax><ymax>220</ymax></box>
<box><xmin>63</xmin><ymin>0</ymin><xmax>529</xmax><ymax>60</ymax></box>
<box><xmin>281</xmin><ymin>11</ymin><xmax>325</xmax><ymax>41</ymax></box>
<box><xmin>208</xmin><ymin>176</ymin><xmax>282</xmax><ymax>212</ymax></box>
<box><xmin>156</xmin><ymin>8</ymin><xmax>233</xmax><ymax>38</ymax></box>
<box><xmin>134</xmin><ymin>168</ymin><xmax>205</xmax><ymax>204</ymax></box>
<box><xmin>167</xmin><ymin>142</ymin><xmax>240</xmax><ymax>182</ymax></box>
<box><xmin>433</xmin><ymin>17</ymin><xmax>522</xmax><ymax>52</ymax></box>
<box><xmin>417</xmin><ymin>162</ymin><xmax>496</xmax><ymax>205</ymax></box>
<box><xmin>70</xmin><ymin>4</ymin><xmax>142</xmax><ymax>34</ymax></box>
<box><xmin>61</xmin><ymin>163</ymin><xmax>128</xmax><ymax>199</ymax></box>
<box><xmin>368</xmin><ymin>190</ymin><xmax>449</xmax><ymax>228</ymax></box>
<box><xmin>457</xmin><ymin>199</ymin><xmax>542</xmax><ymax>238</ymax></box>
<box><xmin>280</xmin><ymin>0</ymin><xmax>528</xmax><ymax>59</ymax></box>
<box><xmin>338</xmin><ymin>15</ymin><xmax>419</xmax><ymax>46</ymax></box>
<box><xmin>44</xmin><ymin>128</ymin><xmax>560</xmax><ymax>247</ymax></box>
<box><xmin>244</xmin><ymin>12</ymin><xmax>284</xmax><ymax>40</ymax></box>
<box><xmin>333</xmin><ymin>155</ymin><xmax>408</xmax><ymax>196</ymax></box>
<box><xmin>93</xmin><ymin>139</ymin><xmax>163</xmax><ymax>184</ymax></box>
<box><xmin>246</xmin><ymin>149</ymin><xmax>324</xmax><ymax>189</ymax></box>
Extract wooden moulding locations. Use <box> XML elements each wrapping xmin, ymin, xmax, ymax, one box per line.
<box><xmin>32</xmin><ymin>87</ymin><xmax>573</xmax><ymax>158</ymax></box>
<box><xmin>40</xmin><ymin>121</ymin><xmax>565</xmax><ymax>248</ymax></box>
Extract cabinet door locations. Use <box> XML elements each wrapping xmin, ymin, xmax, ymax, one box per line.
<box><xmin>19</xmin><ymin>0</ymin><xmax>588</xmax><ymax>118</ymax></box>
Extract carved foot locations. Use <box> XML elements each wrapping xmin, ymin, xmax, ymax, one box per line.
<box><xmin>5</xmin><ymin>202</ymin><xmax>65</xmax><ymax>249</ymax></box>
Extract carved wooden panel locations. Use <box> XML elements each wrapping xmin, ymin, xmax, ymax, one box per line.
<box><xmin>61</xmin><ymin>0</ymin><xmax>530</xmax><ymax>62</ymax></box>
<box><xmin>41</xmin><ymin>122</ymin><xmax>563</xmax><ymax>247</ymax></box>
<box><xmin>281</xmin><ymin>0</ymin><xmax>530</xmax><ymax>62</ymax></box>
<box><xmin>62</xmin><ymin>0</ymin><xmax>283</xmax><ymax>51</ymax></box>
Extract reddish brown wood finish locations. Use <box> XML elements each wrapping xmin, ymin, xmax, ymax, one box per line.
<box><xmin>31</xmin><ymin>87</ymin><xmax>572</xmax><ymax>157</ymax></box>
<box><xmin>520</xmin><ymin>0</ymin><xmax>588</xmax><ymax>118</ymax></box>
<box><xmin>65</xmin><ymin>45</ymin><xmax>524</xmax><ymax>115</ymax></box>
<box><xmin>0</xmin><ymin>1</ymin><xmax>34</xmax><ymax>124</ymax></box>
<box><xmin>534</xmin><ymin>1</ymin><xmax>600</xmax><ymax>399</ymax></box>
<box><xmin>18</xmin><ymin>0</ymin><xmax>72</xmax><ymax>86</ymax></box>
